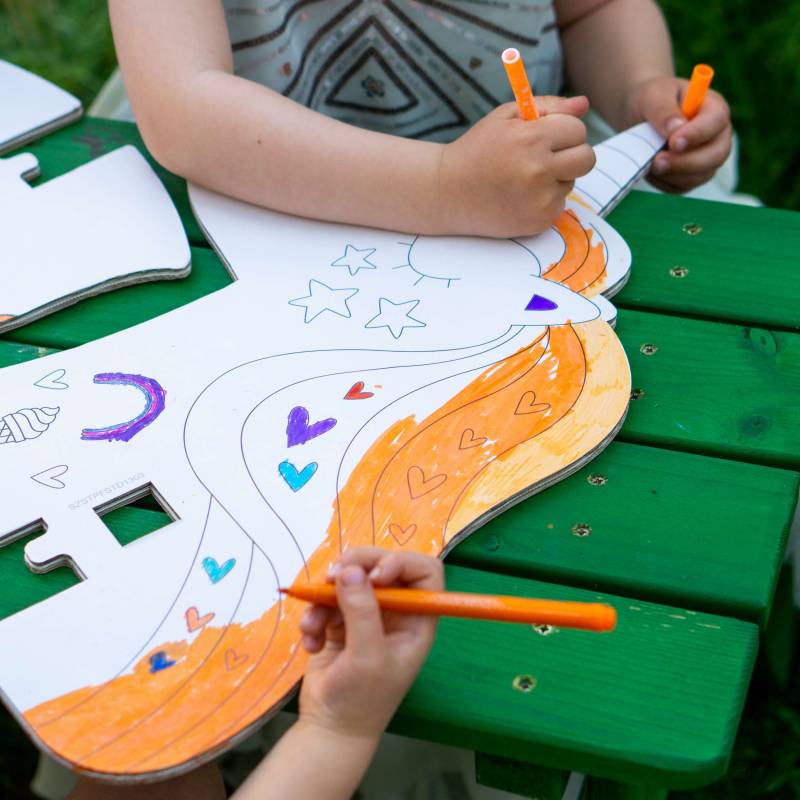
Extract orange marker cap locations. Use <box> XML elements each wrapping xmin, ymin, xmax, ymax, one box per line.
<box><xmin>502</xmin><ymin>47</ymin><xmax>539</xmax><ymax>121</ymax></box>
<box><xmin>681</xmin><ymin>64</ymin><xmax>714</xmax><ymax>120</ymax></box>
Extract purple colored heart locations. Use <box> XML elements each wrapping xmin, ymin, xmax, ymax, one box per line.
<box><xmin>286</xmin><ymin>405</ymin><xmax>337</xmax><ymax>447</ymax></box>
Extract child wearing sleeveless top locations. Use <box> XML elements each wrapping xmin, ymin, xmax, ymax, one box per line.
<box><xmin>65</xmin><ymin>3</ymin><xmax>733</xmax><ymax>798</ymax></box>
<box><xmin>106</xmin><ymin>0</ymin><xmax>732</xmax><ymax>239</ymax></box>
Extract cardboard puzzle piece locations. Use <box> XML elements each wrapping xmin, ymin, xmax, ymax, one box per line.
<box><xmin>0</xmin><ymin>60</ymin><xmax>82</xmax><ymax>153</ymax></box>
<box><xmin>0</xmin><ymin>124</ymin><xmax>654</xmax><ymax>781</ymax></box>
<box><xmin>0</xmin><ymin>145</ymin><xmax>192</xmax><ymax>333</ymax></box>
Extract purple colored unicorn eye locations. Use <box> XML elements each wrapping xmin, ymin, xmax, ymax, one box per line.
<box><xmin>525</xmin><ymin>293</ymin><xmax>559</xmax><ymax>312</ymax></box>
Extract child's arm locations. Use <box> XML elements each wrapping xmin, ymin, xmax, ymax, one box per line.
<box><xmin>109</xmin><ymin>0</ymin><xmax>594</xmax><ymax>238</ymax></box>
<box><xmin>556</xmin><ymin>0</ymin><xmax>732</xmax><ymax>192</ymax></box>
<box><xmin>231</xmin><ymin>549</ymin><xmax>444</xmax><ymax>799</ymax></box>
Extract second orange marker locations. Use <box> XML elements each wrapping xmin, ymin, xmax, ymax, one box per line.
<box><xmin>282</xmin><ymin>584</ymin><xmax>617</xmax><ymax>632</ymax></box>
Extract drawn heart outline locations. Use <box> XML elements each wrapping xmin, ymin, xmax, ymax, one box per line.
<box><xmin>225</xmin><ymin>649</ymin><xmax>248</xmax><ymax>671</ymax></box>
<box><xmin>514</xmin><ymin>391</ymin><xmax>551</xmax><ymax>416</ymax></box>
<box><xmin>30</xmin><ymin>465</ymin><xmax>69</xmax><ymax>489</ymax></box>
<box><xmin>286</xmin><ymin>405</ymin><xmax>337</xmax><ymax>447</ymax></box>
<box><xmin>344</xmin><ymin>381</ymin><xmax>374</xmax><ymax>400</ymax></box>
<box><xmin>279</xmin><ymin>459</ymin><xmax>318</xmax><ymax>492</ymax></box>
<box><xmin>459</xmin><ymin>428</ymin><xmax>487</xmax><ymax>450</ymax></box>
<box><xmin>388</xmin><ymin>522</ymin><xmax>417</xmax><ymax>545</ymax></box>
<box><xmin>149</xmin><ymin>651</ymin><xmax>176</xmax><ymax>673</ymax></box>
<box><xmin>202</xmin><ymin>556</ymin><xmax>236</xmax><ymax>584</ymax></box>
<box><xmin>407</xmin><ymin>465</ymin><xmax>447</xmax><ymax>499</ymax></box>
<box><xmin>34</xmin><ymin>369</ymin><xmax>69</xmax><ymax>390</ymax></box>
<box><xmin>185</xmin><ymin>606</ymin><xmax>215</xmax><ymax>632</ymax></box>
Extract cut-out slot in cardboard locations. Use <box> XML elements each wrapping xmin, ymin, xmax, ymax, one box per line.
<box><xmin>0</xmin><ymin>521</ymin><xmax>81</xmax><ymax>621</ymax></box>
<box><xmin>94</xmin><ymin>483</ymin><xmax>178</xmax><ymax>548</ymax></box>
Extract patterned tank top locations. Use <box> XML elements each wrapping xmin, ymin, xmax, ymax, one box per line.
<box><xmin>223</xmin><ymin>0</ymin><xmax>563</xmax><ymax>141</ymax></box>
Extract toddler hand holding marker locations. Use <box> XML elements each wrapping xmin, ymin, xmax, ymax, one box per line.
<box><xmin>625</xmin><ymin>64</ymin><xmax>731</xmax><ymax>192</ymax></box>
<box><xmin>438</xmin><ymin>51</ymin><xmax>594</xmax><ymax>238</ymax></box>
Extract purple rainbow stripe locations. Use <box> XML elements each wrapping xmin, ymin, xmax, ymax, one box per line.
<box><xmin>81</xmin><ymin>373</ymin><xmax>167</xmax><ymax>443</ymax></box>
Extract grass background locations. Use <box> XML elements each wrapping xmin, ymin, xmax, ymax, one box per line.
<box><xmin>0</xmin><ymin>1</ymin><xmax>798</xmax><ymax>797</ymax></box>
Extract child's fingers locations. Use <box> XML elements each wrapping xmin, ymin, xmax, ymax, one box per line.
<box><xmin>552</xmin><ymin>143</ymin><xmax>595</xmax><ymax>180</ymax></box>
<box><xmin>539</xmin><ymin>113</ymin><xmax>588</xmax><ymax>151</ymax></box>
<box><xmin>535</xmin><ymin>94</ymin><xmax>589</xmax><ymax>119</ymax></box>
<box><xmin>335</xmin><ymin>565</ymin><xmax>385</xmax><ymax>661</ymax></box>
<box><xmin>652</xmin><ymin>127</ymin><xmax>732</xmax><ymax>176</ymax></box>
<box><xmin>332</xmin><ymin>546</ymin><xmax>390</xmax><ymax>578</ymax></box>
<box><xmin>300</xmin><ymin>604</ymin><xmax>336</xmax><ymax>637</ymax></box>
<box><xmin>322</xmin><ymin>609</ymin><xmax>346</xmax><ymax>648</ymax></box>
<box><xmin>668</xmin><ymin>93</ymin><xmax>730</xmax><ymax>152</ymax></box>
<box><xmin>638</xmin><ymin>80</ymin><xmax>686</xmax><ymax>139</ymax></box>
<box><xmin>367</xmin><ymin>551</ymin><xmax>445</xmax><ymax>592</ymax></box>
<box><xmin>491</xmin><ymin>101</ymin><xmax>522</xmax><ymax>120</ymax></box>
<box><xmin>301</xmin><ymin>632</ymin><xmax>326</xmax><ymax>653</ymax></box>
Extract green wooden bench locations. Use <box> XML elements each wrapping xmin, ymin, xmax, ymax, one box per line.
<box><xmin>1</xmin><ymin>117</ymin><xmax>798</xmax><ymax>799</ymax></box>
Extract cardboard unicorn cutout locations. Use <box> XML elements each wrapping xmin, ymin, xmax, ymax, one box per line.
<box><xmin>0</xmin><ymin>114</ymin><xmax>664</xmax><ymax>779</ymax></box>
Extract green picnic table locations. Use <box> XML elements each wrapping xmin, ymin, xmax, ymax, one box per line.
<box><xmin>1</xmin><ymin>117</ymin><xmax>798</xmax><ymax>799</ymax></box>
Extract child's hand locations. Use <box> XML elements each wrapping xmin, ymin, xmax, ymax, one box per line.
<box><xmin>438</xmin><ymin>96</ymin><xmax>595</xmax><ymax>238</ymax></box>
<box><xmin>625</xmin><ymin>76</ymin><xmax>732</xmax><ymax>193</ymax></box>
<box><xmin>297</xmin><ymin>548</ymin><xmax>444</xmax><ymax>743</ymax></box>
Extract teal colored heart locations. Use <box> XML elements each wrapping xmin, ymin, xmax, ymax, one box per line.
<box><xmin>279</xmin><ymin>459</ymin><xmax>318</xmax><ymax>492</ymax></box>
<box><xmin>202</xmin><ymin>556</ymin><xmax>236</xmax><ymax>584</ymax></box>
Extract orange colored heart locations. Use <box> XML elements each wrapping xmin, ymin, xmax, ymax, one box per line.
<box><xmin>185</xmin><ymin>607</ymin><xmax>215</xmax><ymax>633</ymax></box>
<box><xmin>407</xmin><ymin>465</ymin><xmax>447</xmax><ymax>499</ymax></box>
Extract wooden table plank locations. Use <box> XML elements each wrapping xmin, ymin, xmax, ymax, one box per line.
<box><xmin>449</xmin><ymin>441</ymin><xmax>799</xmax><ymax>627</ymax></box>
<box><xmin>610</xmin><ymin>193</ymin><xmax>800</xmax><ymax>332</ymax></box>
<box><xmin>618</xmin><ymin>309</ymin><xmax>800</xmax><ymax>469</ymax></box>
<box><xmin>391</xmin><ymin>565</ymin><xmax>758</xmax><ymax>790</ymax></box>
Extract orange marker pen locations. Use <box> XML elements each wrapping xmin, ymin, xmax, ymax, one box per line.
<box><xmin>281</xmin><ymin>584</ymin><xmax>617</xmax><ymax>632</ymax></box>
<box><xmin>502</xmin><ymin>48</ymin><xmax>539</xmax><ymax>121</ymax></box>
<box><xmin>681</xmin><ymin>64</ymin><xmax>714</xmax><ymax>120</ymax></box>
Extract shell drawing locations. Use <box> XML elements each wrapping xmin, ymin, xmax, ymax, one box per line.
<box><xmin>0</xmin><ymin>406</ymin><xmax>59</xmax><ymax>444</ymax></box>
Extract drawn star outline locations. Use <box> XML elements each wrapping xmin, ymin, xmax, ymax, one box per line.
<box><xmin>331</xmin><ymin>244</ymin><xmax>378</xmax><ymax>276</ymax></box>
<box><xmin>289</xmin><ymin>280</ymin><xmax>358</xmax><ymax>323</ymax></box>
<box><xmin>364</xmin><ymin>298</ymin><xmax>426</xmax><ymax>339</ymax></box>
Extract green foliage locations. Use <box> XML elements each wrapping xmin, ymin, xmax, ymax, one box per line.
<box><xmin>0</xmin><ymin>0</ymin><xmax>115</xmax><ymax>105</ymax></box>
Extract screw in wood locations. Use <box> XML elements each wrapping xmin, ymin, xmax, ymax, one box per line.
<box><xmin>512</xmin><ymin>674</ymin><xmax>537</xmax><ymax>692</ymax></box>
<box><xmin>587</xmin><ymin>474</ymin><xmax>607</xmax><ymax>486</ymax></box>
<box><xmin>571</xmin><ymin>523</ymin><xmax>592</xmax><ymax>537</ymax></box>
<box><xmin>640</xmin><ymin>343</ymin><xmax>658</xmax><ymax>355</ymax></box>
<box><xmin>669</xmin><ymin>266</ymin><xmax>689</xmax><ymax>278</ymax></box>
<box><xmin>682</xmin><ymin>222</ymin><xmax>703</xmax><ymax>235</ymax></box>
<box><xmin>532</xmin><ymin>624</ymin><xmax>558</xmax><ymax>636</ymax></box>
<box><xmin>630</xmin><ymin>388</ymin><xmax>645</xmax><ymax>400</ymax></box>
